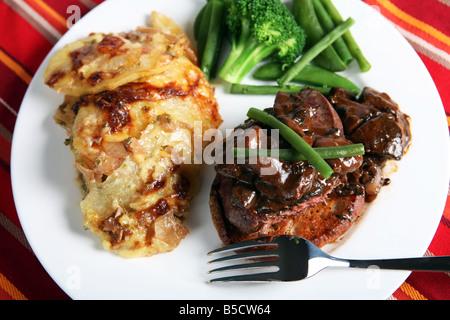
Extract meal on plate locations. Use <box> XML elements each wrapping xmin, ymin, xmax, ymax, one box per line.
<box><xmin>43</xmin><ymin>0</ymin><xmax>412</xmax><ymax>257</ymax></box>
<box><xmin>44</xmin><ymin>12</ymin><xmax>222</xmax><ymax>258</ymax></box>
<box><xmin>198</xmin><ymin>0</ymin><xmax>410</xmax><ymax>248</ymax></box>
<box><xmin>210</xmin><ymin>87</ymin><xmax>411</xmax><ymax>247</ymax></box>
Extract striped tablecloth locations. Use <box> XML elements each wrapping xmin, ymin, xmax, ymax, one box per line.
<box><xmin>0</xmin><ymin>0</ymin><xmax>449</xmax><ymax>300</ymax></box>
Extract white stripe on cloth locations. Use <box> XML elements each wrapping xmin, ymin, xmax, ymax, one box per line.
<box><xmin>0</xmin><ymin>124</ymin><xmax>13</xmax><ymax>143</ymax></box>
<box><xmin>437</xmin><ymin>0</ymin><xmax>450</xmax><ymax>7</ymax></box>
<box><xmin>0</xmin><ymin>212</ymin><xmax>33</xmax><ymax>253</ymax></box>
<box><xmin>395</xmin><ymin>25</ymin><xmax>450</xmax><ymax>70</ymax></box>
<box><xmin>0</xmin><ymin>97</ymin><xmax>18</xmax><ymax>117</ymax></box>
<box><xmin>3</xmin><ymin>0</ymin><xmax>62</xmax><ymax>44</ymax></box>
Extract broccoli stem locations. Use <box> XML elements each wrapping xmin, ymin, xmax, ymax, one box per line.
<box><xmin>230</xmin><ymin>83</ymin><xmax>331</xmax><ymax>95</ymax></box>
<box><xmin>218</xmin><ymin>0</ymin><xmax>307</xmax><ymax>84</ymax></box>
<box><xmin>217</xmin><ymin>19</ymin><xmax>250</xmax><ymax>81</ymax></box>
<box><xmin>218</xmin><ymin>22</ymin><xmax>277</xmax><ymax>84</ymax></box>
<box><xmin>278</xmin><ymin>17</ymin><xmax>355</xmax><ymax>87</ymax></box>
<box><xmin>319</xmin><ymin>0</ymin><xmax>371</xmax><ymax>72</ymax></box>
<box><xmin>253</xmin><ymin>62</ymin><xmax>360</xmax><ymax>95</ymax></box>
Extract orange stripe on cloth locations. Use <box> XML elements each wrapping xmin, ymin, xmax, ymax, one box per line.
<box><xmin>389</xmin><ymin>0</ymin><xmax>450</xmax><ymax>34</ymax></box>
<box><xmin>368</xmin><ymin>0</ymin><xmax>450</xmax><ymax>50</ymax></box>
<box><xmin>23</xmin><ymin>0</ymin><xmax>68</xmax><ymax>34</ymax></box>
<box><xmin>0</xmin><ymin>272</ymin><xmax>28</xmax><ymax>300</ymax></box>
<box><xmin>34</xmin><ymin>0</ymin><xmax>67</xmax><ymax>27</ymax></box>
<box><xmin>396</xmin><ymin>26</ymin><xmax>450</xmax><ymax>70</ymax></box>
<box><xmin>0</xmin><ymin>49</ymin><xmax>32</xmax><ymax>85</ymax></box>
<box><xmin>364</xmin><ymin>0</ymin><xmax>450</xmax><ymax>69</ymax></box>
<box><xmin>447</xmin><ymin>115</ymin><xmax>450</xmax><ymax>127</ymax></box>
<box><xmin>399</xmin><ymin>282</ymin><xmax>428</xmax><ymax>300</ymax></box>
<box><xmin>376</xmin><ymin>0</ymin><xmax>450</xmax><ymax>46</ymax></box>
<box><xmin>392</xmin><ymin>287</ymin><xmax>411</xmax><ymax>300</ymax></box>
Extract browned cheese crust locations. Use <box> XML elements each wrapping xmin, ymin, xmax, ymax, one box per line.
<box><xmin>46</xmin><ymin>12</ymin><xmax>222</xmax><ymax>258</ymax></box>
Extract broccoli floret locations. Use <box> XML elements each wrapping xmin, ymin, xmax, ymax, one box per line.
<box><xmin>218</xmin><ymin>0</ymin><xmax>306</xmax><ymax>84</ymax></box>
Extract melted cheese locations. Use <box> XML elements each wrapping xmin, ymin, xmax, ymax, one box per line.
<box><xmin>48</xmin><ymin>12</ymin><xmax>222</xmax><ymax>258</ymax></box>
<box><xmin>44</xmin><ymin>12</ymin><xmax>197</xmax><ymax>97</ymax></box>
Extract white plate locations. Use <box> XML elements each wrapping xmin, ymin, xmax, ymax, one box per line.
<box><xmin>11</xmin><ymin>0</ymin><xmax>450</xmax><ymax>300</ymax></box>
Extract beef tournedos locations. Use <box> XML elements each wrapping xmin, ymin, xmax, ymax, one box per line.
<box><xmin>210</xmin><ymin>87</ymin><xmax>411</xmax><ymax>247</ymax></box>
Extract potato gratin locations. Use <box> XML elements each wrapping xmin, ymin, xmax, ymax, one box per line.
<box><xmin>45</xmin><ymin>12</ymin><xmax>222</xmax><ymax>258</ymax></box>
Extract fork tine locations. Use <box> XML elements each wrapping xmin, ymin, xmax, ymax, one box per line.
<box><xmin>208</xmin><ymin>260</ymin><xmax>278</xmax><ymax>274</ymax></box>
<box><xmin>208</xmin><ymin>238</ymin><xmax>277</xmax><ymax>255</ymax></box>
<box><xmin>210</xmin><ymin>271</ymin><xmax>281</xmax><ymax>283</ymax></box>
<box><xmin>208</xmin><ymin>249</ymin><xmax>277</xmax><ymax>264</ymax></box>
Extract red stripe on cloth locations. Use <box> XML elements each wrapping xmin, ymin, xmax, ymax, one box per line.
<box><xmin>0</xmin><ymin>158</ymin><xmax>10</xmax><ymax>176</ymax></box>
<box><xmin>428</xmin><ymin>219</ymin><xmax>450</xmax><ymax>257</ymax></box>
<box><xmin>389</xmin><ymin>0</ymin><xmax>450</xmax><ymax>36</ymax></box>
<box><xmin>0</xmin><ymin>62</ymin><xmax>28</xmax><ymax>113</ymax></box>
<box><xmin>0</xmin><ymin>140</ymin><xmax>11</xmax><ymax>174</ymax></box>
<box><xmin>0</xmin><ymin>166</ymin><xmax>20</xmax><ymax>227</ymax></box>
<box><xmin>0</xmin><ymin>134</ymin><xmax>11</xmax><ymax>167</ymax></box>
<box><xmin>0</xmin><ymin>224</ymin><xmax>70</xmax><ymax>300</ymax></box>
<box><xmin>442</xmin><ymin>199</ymin><xmax>450</xmax><ymax>224</ymax></box>
<box><xmin>442</xmin><ymin>216</ymin><xmax>450</xmax><ymax>228</ymax></box>
<box><xmin>363</xmin><ymin>0</ymin><xmax>450</xmax><ymax>55</ymax></box>
<box><xmin>0</xmin><ymin>106</ymin><xmax>18</xmax><ymax>137</ymax></box>
<box><xmin>0</xmin><ymin>2</ymin><xmax>53</xmax><ymax>74</ymax></box>
<box><xmin>0</xmin><ymin>46</ymin><xmax>34</xmax><ymax>84</ymax></box>
<box><xmin>405</xmin><ymin>271</ymin><xmax>450</xmax><ymax>300</ymax></box>
<box><xmin>0</xmin><ymin>271</ymin><xmax>27</xmax><ymax>300</ymax></box>
<box><xmin>0</xmin><ymin>286</ymin><xmax>13</xmax><ymax>300</ymax></box>
<box><xmin>22</xmin><ymin>0</ymin><xmax>68</xmax><ymax>35</ymax></box>
<box><xmin>443</xmin><ymin>206</ymin><xmax>450</xmax><ymax>223</ymax></box>
<box><xmin>392</xmin><ymin>194</ymin><xmax>449</xmax><ymax>300</ymax></box>
<box><xmin>417</xmin><ymin>53</ymin><xmax>450</xmax><ymax>115</ymax></box>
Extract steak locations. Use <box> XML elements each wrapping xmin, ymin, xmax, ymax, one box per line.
<box><xmin>329</xmin><ymin>87</ymin><xmax>411</xmax><ymax>201</ymax></box>
<box><xmin>210</xmin><ymin>88</ymin><xmax>411</xmax><ymax>247</ymax></box>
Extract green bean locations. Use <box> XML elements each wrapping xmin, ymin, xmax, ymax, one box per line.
<box><xmin>292</xmin><ymin>0</ymin><xmax>347</xmax><ymax>72</ymax></box>
<box><xmin>253</xmin><ymin>62</ymin><xmax>360</xmax><ymax>95</ymax></box>
<box><xmin>246</xmin><ymin>108</ymin><xmax>334</xmax><ymax>178</ymax></box>
<box><xmin>311</xmin><ymin>0</ymin><xmax>353</xmax><ymax>65</ymax></box>
<box><xmin>230</xmin><ymin>83</ymin><xmax>331</xmax><ymax>95</ymax></box>
<box><xmin>195</xmin><ymin>0</ymin><xmax>228</xmax><ymax>79</ymax></box>
<box><xmin>194</xmin><ymin>5</ymin><xmax>207</xmax><ymax>41</ymax></box>
<box><xmin>319</xmin><ymin>0</ymin><xmax>371</xmax><ymax>72</ymax></box>
<box><xmin>234</xmin><ymin>144</ymin><xmax>365</xmax><ymax>161</ymax></box>
<box><xmin>278</xmin><ymin>17</ymin><xmax>355</xmax><ymax>87</ymax></box>
<box><xmin>195</xmin><ymin>3</ymin><xmax>212</xmax><ymax>64</ymax></box>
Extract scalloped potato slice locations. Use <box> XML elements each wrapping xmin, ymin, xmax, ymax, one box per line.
<box><xmin>44</xmin><ymin>12</ymin><xmax>198</xmax><ymax>96</ymax></box>
<box><xmin>49</xmin><ymin>13</ymin><xmax>223</xmax><ymax>258</ymax></box>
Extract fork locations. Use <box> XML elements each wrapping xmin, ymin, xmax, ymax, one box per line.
<box><xmin>207</xmin><ymin>235</ymin><xmax>450</xmax><ymax>282</ymax></box>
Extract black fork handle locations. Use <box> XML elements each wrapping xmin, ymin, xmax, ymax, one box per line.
<box><xmin>345</xmin><ymin>256</ymin><xmax>450</xmax><ymax>272</ymax></box>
